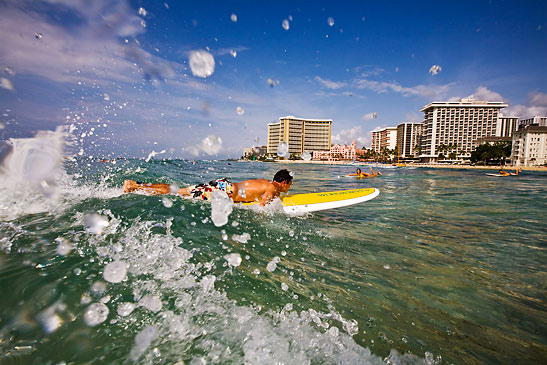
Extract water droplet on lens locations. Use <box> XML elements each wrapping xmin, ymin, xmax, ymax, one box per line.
<box><xmin>162</xmin><ymin>197</ymin><xmax>173</xmax><ymax>208</ymax></box>
<box><xmin>327</xmin><ymin>17</ymin><xmax>334</xmax><ymax>26</ymax></box>
<box><xmin>277</xmin><ymin>142</ymin><xmax>288</xmax><ymax>157</ymax></box>
<box><xmin>301</xmin><ymin>151</ymin><xmax>312</xmax><ymax>161</ymax></box>
<box><xmin>282</xmin><ymin>19</ymin><xmax>290</xmax><ymax>31</ymax></box>
<box><xmin>189</xmin><ymin>50</ymin><xmax>215</xmax><ymax>78</ymax></box>
<box><xmin>84</xmin><ymin>303</ymin><xmax>109</xmax><ymax>326</ymax></box>
<box><xmin>84</xmin><ymin>214</ymin><xmax>109</xmax><ymax>234</ymax></box>
<box><xmin>236</xmin><ymin>106</ymin><xmax>244</xmax><ymax>115</ymax></box>
<box><xmin>429</xmin><ymin>65</ymin><xmax>442</xmax><ymax>75</ymax></box>
<box><xmin>0</xmin><ymin>78</ymin><xmax>13</xmax><ymax>90</ymax></box>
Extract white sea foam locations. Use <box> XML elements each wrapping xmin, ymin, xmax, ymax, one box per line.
<box><xmin>103</xmin><ymin>260</ymin><xmax>127</xmax><ymax>283</ymax></box>
<box><xmin>224</xmin><ymin>253</ymin><xmax>242</xmax><ymax>267</ymax></box>
<box><xmin>75</xmin><ymin>202</ymin><xmax>426</xmax><ymax>363</ymax></box>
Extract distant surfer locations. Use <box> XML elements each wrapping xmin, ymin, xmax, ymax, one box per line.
<box><xmin>348</xmin><ymin>167</ymin><xmax>382</xmax><ymax>178</ymax></box>
<box><xmin>499</xmin><ymin>169</ymin><xmax>511</xmax><ymax>176</ymax></box>
<box><xmin>123</xmin><ymin>169</ymin><xmax>293</xmax><ymax>206</ymax></box>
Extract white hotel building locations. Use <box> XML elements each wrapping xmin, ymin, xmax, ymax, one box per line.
<box><xmin>510</xmin><ymin>125</ymin><xmax>547</xmax><ymax>167</ymax></box>
<box><xmin>419</xmin><ymin>99</ymin><xmax>508</xmax><ymax>163</ymax></box>
<box><xmin>371</xmin><ymin>127</ymin><xmax>397</xmax><ymax>153</ymax></box>
<box><xmin>267</xmin><ymin>116</ymin><xmax>332</xmax><ymax>156</ymax></box>
<box><xmin>397</xmin><ymin>122</ymin><xmax>422</xmax><ymax>159</ymax></box>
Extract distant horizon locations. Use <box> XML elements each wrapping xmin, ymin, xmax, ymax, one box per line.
<box><xmin>1</xmin><ymin>0</ymin><xmax>546</xmax><ymax>159</ymax></box>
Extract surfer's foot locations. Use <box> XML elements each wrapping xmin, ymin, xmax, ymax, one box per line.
<box><xmin>123</xmin><ymin>179</ymin><xmax>138</xmax><ymax>193</ymax></box>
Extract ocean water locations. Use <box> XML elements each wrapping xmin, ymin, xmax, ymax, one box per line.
<box><xmin>0</xmin><ymin>154</ymin><xmax>546</xmax><ymax>364</ymax></box>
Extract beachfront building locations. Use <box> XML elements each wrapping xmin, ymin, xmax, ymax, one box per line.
<box><xmin>267</xmin><ymin>116</ymin><xmax>332</xmax><ymax>157</ymax></box>
<box><xmin>313</xmin><ymin>140</ymin><xmax>364</xmax><ymax>161</ymax></box>
<box><xmin>243</xmin><ymin>145</ymin><xmax>267</xmax><ymax>158</ymax></box>
<box><xmin>396</xmin><ymin>122</ymin><xmax>423</xmax><ymax>159</ymax></box>
<box><xmin>419</xmin><ymin>98</ymin><xmax>508</xmax><ymax>163</ymax></box>
<box><xmin>371</xmin><ymin>127</ymin><xmax>397</xmax><ymax>153</ymax></box>
<box><xmin>510</xmin><ymin>125</ymin><xmax>547</xmax><ymax>167</ymax></box>
<box><xmin>518</xmin><ymin>116</ymin><xmax>547</xmax><ymax>130</ymax></box>
<box><xmin>497</xmin><ymin>116</ymin><xmax>519</xmax><ymax>137</ymax></box>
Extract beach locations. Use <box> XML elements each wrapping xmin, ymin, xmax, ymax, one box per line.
<box><xmin>266</xmin><ymin>159</ymin><xmax>547</xmax><ymax>172</ymax></box>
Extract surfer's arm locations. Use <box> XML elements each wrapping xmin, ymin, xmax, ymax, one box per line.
<box><xmin>123</xmin><ymin>180</ymin><xmax>173</xmax><ymax>195</ymax></box>
<box><xmin>259</xmin><ymin>190</ymin><xmax>275</xmax><ymax>206</ymax></box>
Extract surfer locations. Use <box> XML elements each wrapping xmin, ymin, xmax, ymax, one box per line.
<box><xmin>499</xmin><ymin>169</ymin><xmax>511</xmax><ymax>176</ymax></box>
<box><xmin>123</xmin><ymin>169</ymin><xmax>293</xmax><ymax>206</ymax></box>
<box><xmin>348</xmin><ymin>167</ymin><xmax>382</xmax><ymax>178</ymax></box>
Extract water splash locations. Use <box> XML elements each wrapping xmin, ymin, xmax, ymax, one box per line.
<box><xmin>0</xmin><ymin>126</ymin><xmax>65</xmax><ymax>201</ymax></box>
<box><xmin>210</xmin><ymin>190</ymin><xmax>233</xmax><ymax>227</ymax></box>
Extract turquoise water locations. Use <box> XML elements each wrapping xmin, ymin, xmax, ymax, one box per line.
<box><xmin>0</xmin><ymin>159</ymin><xmax>546</xmax><ymax>364</ymax></box>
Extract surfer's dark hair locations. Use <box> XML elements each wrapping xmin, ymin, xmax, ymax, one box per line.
<box><xmin>273</xmin><ymin>169</ymin><xmax>293</xmax><ymax>183</ymax></box>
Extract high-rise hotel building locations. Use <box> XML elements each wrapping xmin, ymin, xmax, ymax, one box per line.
<box><xmin>267</xmin><ymin>116</ymin><xmax>332</xmax><ymax>156</ymax></box>
<box><xmin>370</xmin><ymin>127</ymin><xmax>397</xmax><ymax>153</ymax></box>
<box><xmin>396</xmin><ymin>122</ymin><xmax>422</xmax><ymax>158</ymax></box>
<box><xmin>419</xmin><ymin>98</ymin><xmax>508</xmax><ymax>162</ymax></box>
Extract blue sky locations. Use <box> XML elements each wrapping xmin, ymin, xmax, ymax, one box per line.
<box><xmin>0</xmin><ymin>0</ymin><xmax>546</xmax><ymax>159</ymax></box>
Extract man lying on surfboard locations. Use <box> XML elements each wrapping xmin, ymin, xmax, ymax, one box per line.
<box><xmin>123</xmin><ymin>169</ymin><xmax>293</xmax><ymax>206</ymax></box>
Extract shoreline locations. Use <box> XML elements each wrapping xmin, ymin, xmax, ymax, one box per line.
<box><xmin>240</xmin><ymin>159</ymin><xmax>547</xmax><ymax>172</ymax></box>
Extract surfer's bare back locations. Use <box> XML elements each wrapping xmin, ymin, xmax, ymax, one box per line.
<box><xmin>123</xmin><ymin>169</ymin><xmax>293</xmax><ymax>206</ymax></box>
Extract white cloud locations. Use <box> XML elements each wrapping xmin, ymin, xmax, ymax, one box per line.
<box><xmin>353</xmin><ymin>78</ymin><xmax>455</xmax><ymax>99</ymax></box>
<box><xmin>529</xmin><ymin>91</ymin><xmax>547</xmax><ymax>106</ymax></box>
<box><xmin>353</xmin><ymin>65</ymin><xmax>384</xmax><ymax>78</ymax></box>
<box><xmin>0</xmin><ymin>1</ymin><xmax>173</xmax><ymax>85</ymax></box>
<box><xmin>331</xmin><ymin>126</ymin><xmax>369</xmax><ymax>147</ymax></box>
<box><xmin>502</xmin><ymin>91</ymin><xmax>547</xmax><ymax>118</ymax></box>
<box><xmin>215</xmin><ymin>46</ymin><xmax>250</xmax><ymax>56</ymax></box>
<box><xmin>184</xmin><ymin>135</ymin><xmax>223</xmax><ymax>156</ymax></box>
<box><xmin>456</xmin><ymin>87</ymin><xmax>547</xmax><ymax>118</ymax></box>
<box><xmin>314</xmin><ymin>76</ymin><xmax>347</xmax><ymax>90</ymax></box>
<box><xmin>405</xmin><ymin>112</ymin><xmax>422</xmax><ymax>122</ymax></box>
<box><xmin>467</xmin><ymin>86</ymin><xmax>505</xmax><ymax>102</ymax></box>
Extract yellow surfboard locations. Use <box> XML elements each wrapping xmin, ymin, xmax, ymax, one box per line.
<box><xmin>243</xmin><ymin>188</ymin><xmax>379</xmax><ymax>214</ymax></box>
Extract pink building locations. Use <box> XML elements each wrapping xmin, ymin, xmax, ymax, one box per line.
<box><xmin>313</xmin><ymin>141</ymin><xmax>363</xmax><ymax>160</ymax></box>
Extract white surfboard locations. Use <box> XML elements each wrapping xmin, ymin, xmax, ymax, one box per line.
<box><xmin>243</xmin><ymin>188</ymin><xmax>380</xmax><ymax>214</ymax></box>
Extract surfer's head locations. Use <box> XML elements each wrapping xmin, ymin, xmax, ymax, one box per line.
<box><xmin>273</xmin><ymin>169</ymin><xmax>293</xmax><ymax>184</ymax></box>
<box><xmin>356</xmin><ymin>168</ymin><xmax>361</xmax><ymax>174</ymax></box>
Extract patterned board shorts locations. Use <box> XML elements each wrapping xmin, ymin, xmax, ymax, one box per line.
<box><xmin>189</xmin><ymin>178</ymin><xmax>234</xmax><ymax>200</ymax></box>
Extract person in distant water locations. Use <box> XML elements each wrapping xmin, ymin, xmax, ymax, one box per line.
<box><xmin>348</xmin><ymin>167</ymin><xmax>382</xmax><ymax>178</ymax></box>
<box><xmin>123</xmin><ymin>169</ymin><xmax>293</xmax><ymax>206</ymax></box>
<box><xmin>369</xmin><ymin>167</ymin><xmax>382</xmax><ymax>177</ymax></box>
<box><xmin>499</xmin><ymin>169</ymin><xmax>511</xmax><ymax>176</ymax></box>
